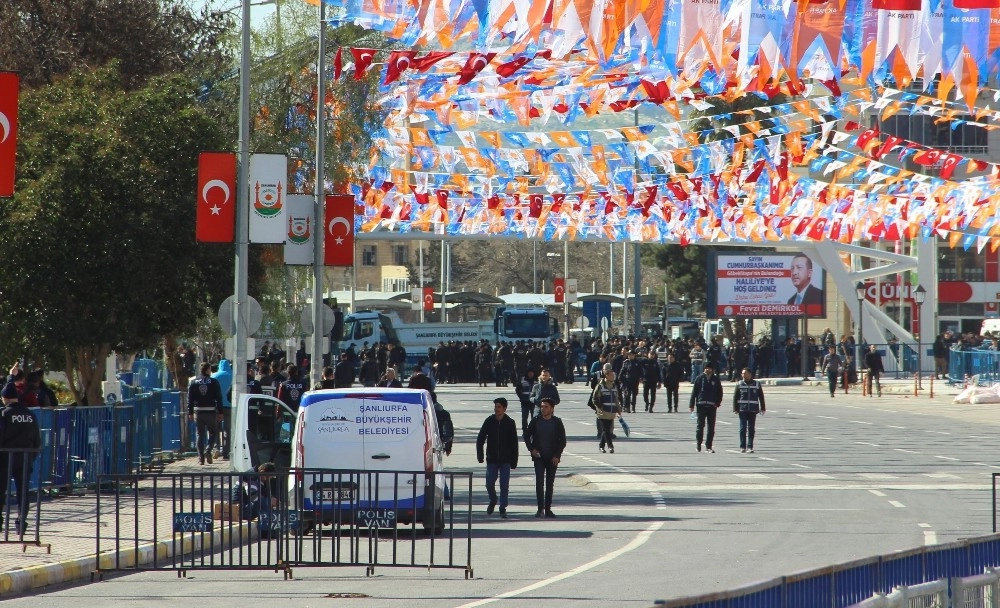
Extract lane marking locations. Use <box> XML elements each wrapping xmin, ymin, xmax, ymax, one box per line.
<box><xmin>814</xmin><ymin>436</ymin><xmax>833</xmax><ymax>440</ymax></box>
<box><xmin>657</xmin><ymin>483</ymin><xmax>985</xmax><ymax>491</ymax></box>
<box><xmin>855</xmin><ymin>442</ymin><xmax>881</xmax><ymax>447</ymax></box>
<box><xmin>876</xmin><ymin>409</ymin><xmax>898</xmax><ymax>413</ymax></box>
<box><xmin>850</xmin><ymin>420</ymin><xmax>873</xmax><ymax>425</ymax></box>
<box><xmin>757</xmin><ymin>456</ymin><xmax>777</xmax><ymax>462</ymax></box>
<box><xmin>734</xmin><ymin>473</ymin><xmax>769</xmax><ymax>479</ymax></box>
<box><xmin>934</xmin><ymin>456</ymin><xmax>959</xmax><ymax>461</ymax></box>
<box><xmin>455</xmin><ymin>521</ymin><xmax>664</xmax><ymax>608</ymax></box>
<box><xmin>924</xmin><ymin>430</ymin><xmax>951</xmax><ymax>435</ymax></box>
<box><xmin>817</xmin><ymin>416</ymin><xmax>838</xmax><ymax>420</ymax></box>
<box><xmin>924</xmin><ymin>473</ymin><xmax>960</xmax><ymax>479</ymax></box>
<box><xmin>859</xmin><ymin>473</ymin><xmax>897</xmax><ymax>480</ymax></box>
<box><xmin>973</xmin><ymin>463</ymin><xmax>991</xmax><ymax>467</ymax></box>
<box><xmin>886</xmin><ymin>425</ymin><xmax>907</xmax><ymax>430</ymax></box>
<box><xmin>869</xmin><ymin>490</ymin><xmax>886</xmax><ymax>496</ymax></box>
<box><xmin>798</xmin><ymin>473</ymin><xmax>834</xmax><ymax>479</ymax></box>
<box><xmin>776</xmin><ymin>430</ymin><xmax>798</xmax><ymax>435</ymax></box>
<box><xmin>790</xmin><ymin>463</ymin><xmax>811</xmax><ymax>469</ymax></box>
<box><xmin>895</xmin><ymin>449</ymin><xmax>919</xmax><ymax>454</ymax></box>
<box><xmin>785</xmin><ymin>411</ymin><xmax>807</xmax><ymax>416</ymax></box>
<box><xmin>918</xmin><ymin>523</ymin><xmax>932</xmax><ymax>528</ymax></box>
<box><xmin>924</xmin><ymin>531</ymin><xmax>938</xmax><ymax>545</ymax></box>
<box><xmin>889</xmin><ymin>500</ymin><xmax>906</xmax><ymax>508</ymax></box>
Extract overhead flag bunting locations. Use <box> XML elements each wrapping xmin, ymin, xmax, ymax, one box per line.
<box><xmin>249</xmin><ymin>154</ymin><xmax>287</xmax><ymax>243</ymax></box>
<box><xmin>196</xmin><ymin>152</ymin><xmax>237</xmax><ymax>243</ymax></box>
<box><xmin>324</xmin><ymin>194</ymin><xmax>355</xmax><ymax>266</ymax></box>
<box><xmin>0</xmin><ymin>72</ymin><xmax>18</xmax><ymax>198</ymax></box>
<box><xmin>283</xmin><ymin>194</ymin><xmax>314</xmax><ymax>265</ymax></box>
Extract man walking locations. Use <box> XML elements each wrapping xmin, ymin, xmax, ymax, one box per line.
<box><xmin>689</xmin><ymin>362</ymin><xmax>723</xmax><ymax>453</ymax></box>
<box><xmin>821</xmin><ymin>345</ymin><xmax>843</xmax><ymax>398</ymax></box>
<box><xmin>523</xmin><ymin>398</ymin><xmax>566</xmax><ymax>518</ymax></box>
<box><xmin>0</xmin><ymin>383</ymin><xmax>41</xmax><ymax>536</ymax></box>
<box><xmin>733</xmin><ymin>368</ymin><xmax>766</xmax><ymax>453</ymax></box>
<box><xmin>476</xmin><ymin>397</ymin><xmax>519</xmax><ymax>519</ymax></box>
<box><xmin>662</xmin><ymin>353</ymin><xmax>683</xmax><ymax>412</ymax></box>
<box><xmin>864</xmin><ymin>344</ymin><xmax>884</xmax><ymax>397</ymax></box>
<box><xmin>641</xmin><ymin>350</ymin><xmax>661</xmax><ymax>412</ymax></box>
<box><xmin>188</xmin><ymin>362</ymin><xmax>223</xmax><ymax>465</ymax></box>
<box><xmin>589</xmin><ymin>365</ymin><xmax>622</xmax><ymax>453</ymax></box>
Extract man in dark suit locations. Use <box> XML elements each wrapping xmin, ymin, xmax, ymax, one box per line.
<box><xmin>787</xmin><ymin>253</ymin><xmax>823</xmax><ymax>306</ymax></box>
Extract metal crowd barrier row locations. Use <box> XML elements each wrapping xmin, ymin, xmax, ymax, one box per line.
<box><xmin>95</xmin><ymin>468</ymin><xmax>474</xmax><ymax>580</ymax></box>
<box><xmin>654</xmin><ymin>535</ymin><xmax>1000</xmax><ymax>608</ymax></box>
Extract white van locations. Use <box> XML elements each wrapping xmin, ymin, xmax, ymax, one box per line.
<box><xmin>233</xmin><ymin>388</ymin><xmax>446</xmax><ymax>531</ymax></box>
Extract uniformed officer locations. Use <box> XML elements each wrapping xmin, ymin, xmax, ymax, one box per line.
<box><xmin>187</xmin><ymin>362</ymin><xmax>223</xmax><ymax>465</ymax></box>
<box><xmin>732</xmin><ymin>368</ymin><xmax>766</xmax><ymax>453</ymax></box>
<box><xmin>277</xmin><ymin>364</ymin><xmax>306</xmax><ymax>412</ymax></box>
<box><xmin>0</xmin><ymin>382</ymin><xmax>42</xmax><ymax>535</ymax></box>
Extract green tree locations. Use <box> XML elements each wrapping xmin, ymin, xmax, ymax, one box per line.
<box><xmin>0</xmin><ymin>65</ymin><xmax>233</xmax><ymax>404</ymax></box>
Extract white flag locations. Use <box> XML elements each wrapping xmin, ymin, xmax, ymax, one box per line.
<box><xmin>249</xmin><ymin>153</ymin><xmax>287</xmax><ymax>243</ymax></box>
<box><xmin>566</xmin><ymin>278</ymin><xmax>578</xmax><ymax>303</ymax></box>
<box><xmin>283</xmin><ymin>194</ymin><xmax>314</xmax><ymax>265</ymax></box>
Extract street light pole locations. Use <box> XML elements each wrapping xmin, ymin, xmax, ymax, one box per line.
<box><xmin>855</xmin><ymin>281</ymin><xmax>866</xmax><ymax>385</ymax></box>
<box><xmin>309</xmin><ymin>0</ymin><xmax>327</xmax><ymax>387</ymax></box>
<box><xmin>914</xmin><ymin>284</ymin><xmax>927</xmax><ymax>389</ymax></box>
<box><xmin>231</xmin><ymin>0</ymin><xmax>252</xmax><ymax>401</ymax></box>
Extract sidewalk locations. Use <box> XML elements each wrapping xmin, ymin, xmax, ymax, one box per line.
<box><xmin>0</xmin><ymin>455</ymin><xmax>236</xmax><ymax>597</ymax></box>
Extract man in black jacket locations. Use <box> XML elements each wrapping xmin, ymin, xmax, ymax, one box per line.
<box><xmin>0</xmin><ymin>382</ymin><xmax>41</xmax><ymax>535</ymax></box>
<box><xmin>689</xmin><ymin>362</ymin><xmax>724</xmax><ymax>453</ymax></box>
<box><xmin>864</xmin><ymin>344</ymin><xmax>885</xmax><ymax>397</ymax></box>
<box><xmin>524</xmin><ymin>398</ymin><xmax>566</xmax><ymax>518</ymax></box>
<box><xmin>188</xmin><ymin>362</ymin><xmax>223</xmax><ymax>465</ymax></box>
<box><xmin>476</xmin><ymin>397</ymin><xmax>519</xmax><ymax>518</ymax></box>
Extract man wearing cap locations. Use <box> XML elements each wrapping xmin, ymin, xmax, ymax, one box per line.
<box><xmin>523</xmin><ymin>397</ymin><xmax>567</xmax><ymax>518</ymax></box>
<box><xmin>476</xmin><ymin>397</ymin><xmax>519</xmax><ymax>518</ymax></box>
<box><xmin>689</xmin><ymin>362</ymin><xmax>724</xmax><ymax>453</ymax></box>
<box><xmin>0</xmin><ymin>381</ymin><xmax>42</xmax><ymax>535</ymax></box>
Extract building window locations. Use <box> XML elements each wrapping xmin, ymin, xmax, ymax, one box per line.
<box><xmin>938</xmin><ymin>248</ymin><xmax>984</xmax><ymax>282</ymax></box>
<box><xmin>362</xmin><ymin>245</ymin><xmax>377</xmax><ymax>266</ymax></box>
<box><xmin>392</xmin><ymin>245</ymin><xmax>409</xmax><ymax>266</ymax></box>
<box><xmin>382</xmin><ymin>277</ymin><xmax>409</xmax><ymax>292</ymax></box>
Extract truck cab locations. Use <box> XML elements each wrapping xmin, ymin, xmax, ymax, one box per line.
<box><xmin>340</xmin><ymin>311</ymin><xmax>400</xmax><ymax>347</ymax></box>
<box><xmin>494</xmin><ymin>307</ymin><xmax>559</xmax><ymax>341</ymax></box>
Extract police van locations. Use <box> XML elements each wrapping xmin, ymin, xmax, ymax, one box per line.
<box><xmin>232</xmin><ymin>388</ymin><xmax>446</xmax><ymax>531</ymax></box>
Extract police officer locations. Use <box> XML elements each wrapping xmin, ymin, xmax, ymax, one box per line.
<box><xmin>689</xmin><ymin>362</ymin><xmax>724</xmax><ymax>453</ymax></box>
<box><xmin>0</xmin><ymin>382</ymin><xmax>42</xmax><ymax>535</ymax></box>
<box><xmin>187</xmin><ymin>362</ymin><xmax>223</xmax><ymax>465</ymax></box>
<box><xmin>277</xmin><ymin>364</ymin><xmax>307</xmax><ymax>412</ymax></box>
<box><xmin>733</xmin><ymin>368</ymin><xmax>766</xmax><ymax>453</ymax></box>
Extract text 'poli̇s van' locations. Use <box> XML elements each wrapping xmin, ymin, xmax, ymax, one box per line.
<box><xmin>233</xmin><ymin>388</ymin><xmax>446</xmax><ymax>531</ymax></box>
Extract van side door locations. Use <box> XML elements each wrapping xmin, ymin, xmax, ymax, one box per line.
<box><xmin>242</xmin><ymin>394</ymin><xmax>297</xmax><ymax>471</ymax></box>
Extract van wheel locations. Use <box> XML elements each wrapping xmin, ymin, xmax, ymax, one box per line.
<box><xmin>422</xmin><ymin>505</ymin><xmax>444</xmax><ymax>535</ymax></box>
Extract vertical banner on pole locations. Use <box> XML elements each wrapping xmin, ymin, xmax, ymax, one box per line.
<box><xmin>324</xmin><ymin>194</ymin><xmax>355</xmax><ymax>266</ymax></box>
<box><xmin>196</xmin><ymin>152</ymin><xmax>236</xmax><ymax>242</ymax></box>
<box><xmin>283</xmin><ymin>194</ymin><xmax>314</xmax><ymax>265</ymax></box>
<box><xmin>423</xmin><ymin>286</ymin><xmax>435</xmax><ymax>311</ymax></box>
<box><xmin>565</xmin><ymin>279</ymin><xmax>578</xmax><ymax>303</ymax></box>
<box><xmin>0</xmin><ymin>72</ymin><xmax>19</xmax><ymax>198</ymax></box>
<box><xmin>554</xmin><ymin>278</ymin><xmax>565</xmax><ymax>303</ymax></box>
<box><xmin>411</xmin><ymin>288</ymin><xmax>422</xmax><ymax>310</ymax></box>
<box><xmin>249</xmin><ymin>153</ymin><xmax>287</xmax><ymax>243</ymax></box>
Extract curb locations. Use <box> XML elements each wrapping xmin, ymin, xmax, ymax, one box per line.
<box><xmin>0</xmin><ymin>522</ymin><xmax>254</xmax><ymax>597</ymax></box>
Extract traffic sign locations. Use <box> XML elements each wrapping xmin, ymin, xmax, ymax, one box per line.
<box><xmin>218</xmin><ymin>295</ymin><xmax>263</xmax><ymax>337</ymax></box>
<box><xmin>575</xmin><ymin>316</ymin><xmax>586</xmax><ymax>329</ymax></box>
<box><xmin>300</xmin><ymin>303</ymin><xmax>336</xmax><ymax>335</ymax></box>
<box><xmin>600</xmin><ymin>317</ymin><xmax>609</xmax><ymax>330</ymax></box>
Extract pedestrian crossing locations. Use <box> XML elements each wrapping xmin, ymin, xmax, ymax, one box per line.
<box><xmin>657</xmin><ymin>472</ymin><xmax>983</xmax><ymax>482</ymax></box>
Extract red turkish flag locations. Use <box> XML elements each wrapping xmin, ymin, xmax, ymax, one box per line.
<box><xmin>0</xmin><ymin>72</ymin><xmax>18</xmax><ymax>198</ymax></box>
<box><xmin>529</xmin><ymin>194</ymin><xmax>543</xmax><ymax>218</ymax></box>
<box><xmin>196</xmin><ymin>152</ymin><xmax>236</xmax><ymax>242</ymax></box>
<box><xmin>384</xmin><ymin>50</ymin><xmax>416</xmax><ymax>85</ymax></box>
<box><xmin>496</xmin><ymin>54</ymin><xmax>532</xmax><ymax>78</ymax></box>
<box><xmin>422</xmin><ymin>287</ymin><xmax>435</xmax><ymax>311</ymax></box>
<box><xmin>333</xmin><ymin>48</ymin><xmax>343</xmax><ymax>80</ymax></box>
<box><xmin>938</xmin><ymin>153</ymin><xmax>961</xmax><ymax>180</ymax></box>
<box><xmin>412</xmin><ymin>51</ymin><xmax>454</xmax><ymax>71</ymax></box>
<box><xmin>436</xmin><ymin>189</ymin><xmax>449</xmax><ymax>209</ymax></box>
<box><xmin>553</xmin><ymin>278</ymin><xmax>565</xmax><ymax>303</ymax></box>
<box><xmin>550</xmin><ymin>193</ymin><xmax>565</xmax><ymax>213</ymax></box>
<box><xmin>457</xmin><ymin>53</ymin><xmax>496</xmax><ymax>85</ymax></box>
<box><xmin>324</xmin><ymin>194</ymin><xmax>355</xmax><ymax>266</ymax></box>
<box><xmin>351</xmin><ymin>48</ymin><xmax>378</xmax><ymax>80</ymax></box>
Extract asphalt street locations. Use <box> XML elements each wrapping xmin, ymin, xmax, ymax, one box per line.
<box><xmin>7</xmin><ymin>379</ymin><xmax>993</xmax><ymax>607</ymax></box>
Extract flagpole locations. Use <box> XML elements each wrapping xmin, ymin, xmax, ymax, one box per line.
<box><xmin>232</xmin><ymin>0</ymin><xmax>252</xmax><ymax>402</ymax></box>
<box><xmin>310</xmin><ymin>0</ymin><xmax>327</xmax><ymax>387</ymax></box>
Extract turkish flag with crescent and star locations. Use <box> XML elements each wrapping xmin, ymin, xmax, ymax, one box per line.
<box><xmin>553</xmin><ymin>277</ymin><xmax>565</xmax><ymax>303</ymax></box>
<box><xmin>324</xmin><ymin>194</ymin><xmax>355</xmax><ymax>266</ymax></box>
<box><xmin>0</xmin><ymin>72</ymin><xmax>18</xmax><ymax>198</ymax></box>
<box><xmin>196</xmin><ymin>151</ymin><xmax>236</xmax><ymax>242</ymax></box>
<box><xmin>423</xmin><ymin>287</ymin><xmax>434</xmax><ymax>311</ymax></box>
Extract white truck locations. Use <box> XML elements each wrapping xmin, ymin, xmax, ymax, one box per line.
<box><xmin>337</xmin><ymin>306</ymin><xmax>558</xmax><ymax>364</ymax></box>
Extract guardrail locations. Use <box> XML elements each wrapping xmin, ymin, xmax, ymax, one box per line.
<box><xmin>949</xmin><ymin>348</ymin><xmax>1000</xmax><ymax>386</ymax></box>
<box><xmin>653</xmin><ymin>534</ymin><xmax>1000</xmax><ymax>607</ymax></box>
<box><xmin>94</xmin><ymin>469</ymin><xmax>474</xmax><ymax>579</ymax></box>
<box><xmin>29</xmin><ymin>390</ymin><xmax>182</xmax><ymax>495</ymax></box>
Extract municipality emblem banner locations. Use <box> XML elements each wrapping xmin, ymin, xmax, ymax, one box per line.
<box><xmin>284</xmin><ymin>194</ymin><xmax>314</xmax><ymax>265</ymax></box>
<box><xmin>249</xmin><ymin>153</ymin><xmax>287</xmax><ymax>243</ymax></box>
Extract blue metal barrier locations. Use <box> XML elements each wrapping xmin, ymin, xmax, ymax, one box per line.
<box><xmin>657</xmin><ymin>534</ymin><xmax>1000</xmax><ymax>607</ymax></box>
<box><xmin>160</xmin><ymin>391</ymin><xmax>183</xmax><ymax>455</ymax></box>
<box><xmin>948</xmin><ymin>347</ymin><xmax>1000</xmax><ymax>385</ymax></box>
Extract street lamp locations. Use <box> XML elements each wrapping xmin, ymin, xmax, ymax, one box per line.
<box><xmin>855</xmin><ymin>281</ymin><xmax>866</xmax><ymax>384</ymax></box>
<box><xmin>913</xmin><ymin>284</ymin><xmax>927</xmax><ymax>387</ymax></box>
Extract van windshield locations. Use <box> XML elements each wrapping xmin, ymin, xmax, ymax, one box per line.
<box><xmin>502</xmin><ymin>314</ymin><xmax>549</xmax><ymax>338</ymax></box>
